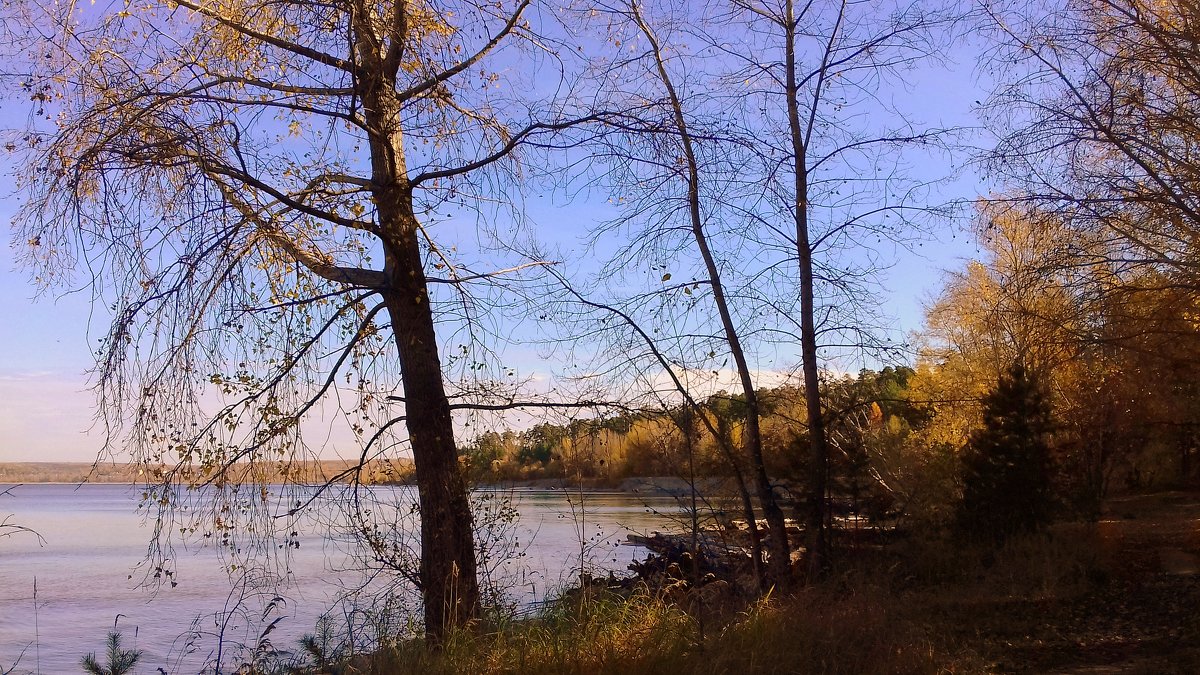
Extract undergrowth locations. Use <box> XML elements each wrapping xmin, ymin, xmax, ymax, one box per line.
<box><xmin>230</xmin><ymin>524</ymin><xmax>1125</xmax><ymax>674</ymax></box>
<box><xmin>297</xmin><ymin>583</ymin><xmax>943</xmax><ymax>675</ymax></box>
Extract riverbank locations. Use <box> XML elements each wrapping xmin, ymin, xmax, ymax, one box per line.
<box><xmin>258</xmin><ymin>490</ymin><xmax>1200</xmax><ymax>674</ymax></box>
<box><xmin>478</xmin><ymin>476</ymin><xmax>743</xmax><ymax>495</ymax></box>
<box><xmin>0</xmin><ymin>460</ymin><xmax>411</xmax><ymax>485</ymax></box>
<box><xmin>0</xmin><ymin>483</ymin><xmax>686</xmax><ymax>673</ymax></box>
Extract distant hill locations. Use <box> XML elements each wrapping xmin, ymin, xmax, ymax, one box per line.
<box><xmin>0</xmin><ymin>459</ymin><xmax>413</xmax><ymax>485</ymax></box>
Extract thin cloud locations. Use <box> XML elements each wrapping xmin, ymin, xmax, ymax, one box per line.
<box><xmin>0</xmin><ymin>371</ymin><xmax>98</xmax><ymax>462</ymax></box>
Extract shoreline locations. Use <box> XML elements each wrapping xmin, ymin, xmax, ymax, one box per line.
<box><xmin>0</xmin><ymin>466</ymin><xmax>736</xmax><ymax>497</ymax></box>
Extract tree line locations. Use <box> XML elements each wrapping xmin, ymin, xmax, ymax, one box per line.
<box><xmin>458</xmin><ymin>368</ymin><xmax>924</xmax><ymax>499</ymax></box>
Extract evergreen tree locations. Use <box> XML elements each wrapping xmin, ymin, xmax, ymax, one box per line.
<box><xmin>80</xmin><ymin>631</ymin><xmax>141</xmax><ymax>675</ymax></box>
<box><xmin>958</xmin><ymin>363</ymin><xmax>1054</xmax><ymax>543</ymax></box>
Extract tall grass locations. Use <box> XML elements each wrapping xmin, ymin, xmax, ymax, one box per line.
<box><xmin>243</xmin><ymin>525</ymin><xmax>1114</xmax><ymax>675</ymax></box>
<box><xmin>324</xmin><ymin>585</ymin><xmax>941</xmax><ymax>675</ymax></box>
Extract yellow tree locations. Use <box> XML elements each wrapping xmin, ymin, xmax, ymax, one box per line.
<box><xmin>916</xmin><ymin>201</ymin><xmax>1200</xmax><ymax>507</ymax></box>
<box><xmin>983</xmin><ymin>0</ymin><xmax>1200</xmax><ymax>286</ymax></box>
<box><xmin>1092</xmin><ymin>276</ymin><xmax>1200</xmax><ymax>486</ymax></box>
<box><xmin>924</xmin><ymin>203</ymin><xmax>1089</xmax><ymax>380</ymax></box>
<box><xmin>979</xmin><ymin>0</ymin><xmax>1200</xmax><ymax>498</ymax></box>
<box><xmin>2</xmin><ymin>0</ymin><xmax>585</xmax><ymax>638</ymax></box>
<box><xmin>916</xmin><ymin>203</ymin><xmax>1087</xmax><ymax>491</ymax></box>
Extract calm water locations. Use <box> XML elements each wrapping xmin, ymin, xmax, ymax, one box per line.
<box><xmin>0</xmin><ymin>483</ymin><xmax>682</xmax><ymax>674</ymax></box>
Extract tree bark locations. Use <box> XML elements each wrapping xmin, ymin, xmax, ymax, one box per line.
<box><xmin>364</xmin><ymin>44</ymin><xmax>481</xmax><ymax>634</ymax></box>
<box><xmin>381</xmin><ymin>217</ymin><xmax>481</xmax><ymax>638</ymax></box>
<box><xmin>784</xmin><ymin>0</ymin><xmax>831</xmax><ymax>578</ymax></box>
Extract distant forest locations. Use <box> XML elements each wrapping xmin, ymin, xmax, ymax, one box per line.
<box><xmin>0</xmin><ymin>458</ymin><xmax>413</xmax><ymax>486</ymax></box>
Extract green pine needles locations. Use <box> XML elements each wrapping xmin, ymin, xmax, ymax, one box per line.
<box><xmin>958</xmin><ymin>363</ymin><xmax>1054</xmax><ymax>543</ymax></box>
<box><xmin>80</xmin><ymin>631</ymin><xmax>142</xmax><ymax>675</ymax></box>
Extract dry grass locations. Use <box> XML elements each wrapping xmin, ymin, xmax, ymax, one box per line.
<box><xmin>889</xmin><ymin>526</ymin><xmax>1105</xmax><ymax>601</ymax></box>
<box><xmin>286</xmin><ymin>533</ymin><xmax>1101</xmax><ymax>675</ymax></box>
<box><xmin>273</xmin><ymin>492</ymin><xmax>1200</xmax><ymax>675</ymax></box>
<box><xmin>332</xmin><ymin>584</ymin><xmax>941</xmax><ymax>675</ymax></box>
<box><xmin>692</xmin><ymin>589</ymin><xmax>939</xmax><ymax>675</ymax></box>
<box><xmin>348</xmin><ymin>593</ymin><xmax>692</xmax><ymax>675</ymax></box>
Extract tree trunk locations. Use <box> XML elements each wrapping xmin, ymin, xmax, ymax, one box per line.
<box><xmin>716</xmin><ymin>415</ymin><xmax>767</xmax><ymax>590</ymax></box>
<box><xmin>358</xmin><ymin>35</ymin><xmax>481</xmax><ymax>635</ymax></box>
<box><xmin>797</xmin><ymin>239</ymin><xmax>830</xmax><ymax>578</ymax></box>
<box><xmin>783</xmin><ymin>0</ymin><xmax>830</xmax><ymax>578</ymax></box>
<box><xmin>1180</xmin><ymin>425</ymin><xmax>1193</xmax><ymax>483</ymax></box>
<box><xmin>637</xmin><ymin>11</ymin><xmax>792</xmax><ymax>585</ymax></box>
<box><xmin>382</xmin><ymin>221</ymin><xmax>480</xmax><ymax>639</ymax></box>
<box><xmin>743</xmin><ymin>412</ymin><xmax>792</xmax><ymax>583</ymax></box>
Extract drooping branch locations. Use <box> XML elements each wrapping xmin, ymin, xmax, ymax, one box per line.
<box><xmin>215</xmin><ymin>181</ymin><xmax>387</xmax><ymax>289</ymax></box>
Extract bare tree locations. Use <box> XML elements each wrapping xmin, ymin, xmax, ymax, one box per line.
<box><xmin>715</xmin><ymin>0</ymin><xmax>957</xmax><ymax>575</ymax></box>
<box><xmin>980</xmin><ymin>0</ymin><xmax>1200</xmax><ymax>287</ymax></box>
<box><xmin>573</xmin><ymin>0</ymin><xmax>956</xmax><ymax>577</ymax></box>
<box><xmin>2</xmin><ymin>0</ymin><xmax>591</xmax><ymax>639</ymax></box>
<box><xmin>566</xmin><ymin>0</ymin><xmax>793</xmax><ymax>587</ymax></box>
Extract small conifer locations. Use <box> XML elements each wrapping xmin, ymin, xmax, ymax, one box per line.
<box><xmin>80</xmin><ymin>631</ymin><xmax>142</xmax><ymax>675</ymax></box>
<box><xmin>958</xmin><ymin>362</ymin><xmax>1054</xmax><ymax>543</ymax></box>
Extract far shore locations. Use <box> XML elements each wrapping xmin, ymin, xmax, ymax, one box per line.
<box><xmin>478</xmin><ymin>476</ymin><xmax>743</xmax><ymax>496</ymax></box>
<box><xmin>0</xmin><ymin>463</ymin><xmax>737</xmax><ymax>497</ymax></box>
<box><xmin>0</xmin><ymin>460</ymin><xmax>398</xmax><ymax>486</ymax></box>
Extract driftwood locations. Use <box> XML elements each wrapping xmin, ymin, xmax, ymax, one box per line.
<box><xmin>626</xmin><ymin>530</ymin><xmax>752</xmax><ymax>579</ymax></box>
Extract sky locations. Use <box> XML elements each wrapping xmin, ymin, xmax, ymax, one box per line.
<box><xmin>0</xmin><ymin>193</ymin><xmax>981</xmax><ymax>463</ymax></box>
<box><xmin>0</xmin><ymin>11</ymin><xmax>989</xmax><ymax>463</ymax></box>
<box><xmin>0</xmin><ymin>231</ymin><xmax>101</xmax><ymax>462</ymax></box>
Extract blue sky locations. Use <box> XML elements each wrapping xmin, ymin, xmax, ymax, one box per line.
<box><xmin>0</xmin><ymin>189</ymin><xmax>981</xmax><ymax>463</ymax></box>
<box><xmin>0</xmin><ymin>213</ymin><xmax>102</xmax><ymax>462</ymax></box>
<box><xmin>0</xmin><ymin>16</ymin><xmax>989</xmax><ymax>463</ymax></box>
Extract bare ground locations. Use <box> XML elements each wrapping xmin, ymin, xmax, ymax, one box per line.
<box><xmin>930</xmin><ymin>491</ymin><xmax>1200</xmax><ymax>673</ymax></box>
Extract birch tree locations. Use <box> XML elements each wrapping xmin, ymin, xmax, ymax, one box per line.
<box><xmin>2</xmin><ymin>0</ymin><xmax>583</xmax><ymax>639</ymax></box>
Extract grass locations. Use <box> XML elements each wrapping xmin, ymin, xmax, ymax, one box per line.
<box><xmin>231</xmin><ymin>491</ymin><xmax>1200</xmax><ymax>674</ymax></box>
<box><xmin>310</xmin><ymin>582</ymin><xmax>942</xmax><ymax>675</ymax></box>
<box><xmin>252</xmin><ymin>538</ymin><xmax>1080</xmax><ymax>674</ymax></box>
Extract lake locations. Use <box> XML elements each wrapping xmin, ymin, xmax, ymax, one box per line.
<box><xmin>0</xmin><ymin>483</ymin><xmax>684</xmax><ymax>673</ymax></box>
